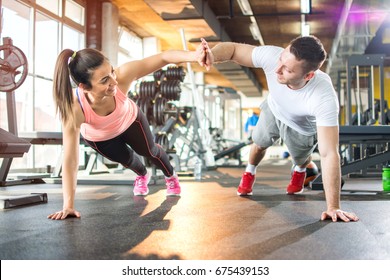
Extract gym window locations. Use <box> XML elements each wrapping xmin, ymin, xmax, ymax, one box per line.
<box><xmin>0</xmin><ymin>0</ymin><xmax>85</xmax><ymax>171</ymax></box>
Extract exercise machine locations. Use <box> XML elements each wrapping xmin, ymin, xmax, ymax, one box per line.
<box><xmin>0</xmin><ymin>37</ymin><xmax>34</xmax><ymax>186</ymax></box>
<box><xmin>311</xmin><ymin>125</ymin><xmax>390</xmax><ymax>190</ymax></box>
<box><xmin>0</xmin><ymin>37</ymin><xmax>47</xmax><ymax>208</ymax></box>
<box><xmin>312</xmin><ymin>54</ymin><xmax>389</xmax><ymax>190</ymax></box>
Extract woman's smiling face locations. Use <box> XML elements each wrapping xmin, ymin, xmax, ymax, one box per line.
<box><xmin>88</xmin><ymin>60</ymin><xmax>118</xmax><ymax>97</ymax></box>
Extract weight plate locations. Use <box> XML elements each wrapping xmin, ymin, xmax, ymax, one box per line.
<box><xmin>0</xmin><ymin>44</ymin><xmax>28</xmax><ymax>92</ymax></box>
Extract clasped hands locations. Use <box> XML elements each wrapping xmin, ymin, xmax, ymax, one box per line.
<box><xmin>196</xmin><ymin>38</ymin><xmax>213</xmax><ymax>71</ymax></box>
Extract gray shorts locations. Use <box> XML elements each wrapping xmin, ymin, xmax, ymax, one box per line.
<box><xmin>252</xmin><ymin>99</ymin><xmax>317</xmax><ymax>165</ymax></box>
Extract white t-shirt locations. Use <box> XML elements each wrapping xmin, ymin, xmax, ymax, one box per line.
<box><xmin>252</xmin><ymin>46</ymin><xmax>339</xmax><ymax>136</ymax></box>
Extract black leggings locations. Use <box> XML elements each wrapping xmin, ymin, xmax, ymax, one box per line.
<box><xmin>83</xmin><ymin>109</ymin><xmax>173</xmax><ymax>177</ymax></box>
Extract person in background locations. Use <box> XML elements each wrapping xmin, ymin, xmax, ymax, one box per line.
<box><xmin>48</xmin><ymin>45</ymin><xmax>204</xmax><ymax>220</ymax></box>
<box><xmin>244</xmin><ymin>109</ymin><xmax>259</xmax><ymax>139</ymax></box>
<box><xmin>198</xmin><ymin>36</ymin><xmax>358</xmax><ymax>222</ymax></box>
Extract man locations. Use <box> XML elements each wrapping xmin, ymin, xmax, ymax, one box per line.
<box><xmin>198</xmin><ymin>36</ymin><xmax>358</xmax><ymax>222</ymax></box>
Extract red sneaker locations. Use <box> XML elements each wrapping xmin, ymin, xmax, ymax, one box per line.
<box><xmin>287</xmin><ymin>170</ymin><xmax>306</xmax><ymax>194</ymax></box>
<box><xmin>237</xmin><ymin>172</ymin><xmax>255</xmax><ymax>196</ymax></box>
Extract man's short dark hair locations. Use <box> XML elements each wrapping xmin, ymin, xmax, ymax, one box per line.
<box><xmin>289</xmin><ymin>36</ymin><xmax>327</xmax><ymax>73</ymax></box>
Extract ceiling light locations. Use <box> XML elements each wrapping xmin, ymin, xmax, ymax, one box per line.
<box><xmin>237</xmin><ymin>0</ymin><xmax>264</xmax><ymax>45</ymax></box>
<box><xmin>301</xmin><ymin>0</ymin><xmax>311</xmax><ymax>14</ymax></box>
<box><xmin>301</xmin><ymin>22</ymin><xmax>310</xmax><ymax>36</ymax></box>
<box><xmin>237</xmin><ymin>0</ymin><xmax>253</xmax><ymax>15</ymax></box>
<box><xmin>249</xmin><ymin>23</ymin><xmax>261</xmax><ymax>40</ymax></box>
<box><xmin>300</xmin><ymin>14</ymin><xmax>310</xmax><ymax>36</ymax></box>
<box><xmin>250</xmin><ymin>21</ymin><xmax>265</xmax><ymax>45</ymax></box>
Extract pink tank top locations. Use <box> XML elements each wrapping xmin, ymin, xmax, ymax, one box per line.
<box><xmin>76</xmin><ymin>86</ymin><xmax>138</xmax><ymax>141</ymax></box>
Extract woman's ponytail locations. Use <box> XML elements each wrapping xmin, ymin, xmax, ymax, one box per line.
<box><xmin>53</xmin><ymin>49</ymin><xmax>75</xmax><ymax>123</ymax></box>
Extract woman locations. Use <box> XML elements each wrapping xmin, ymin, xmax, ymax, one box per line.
<box><xmin>48</xmin><ymin>46</ymin><xmax>205</xmax><ymax>220</ymax></box>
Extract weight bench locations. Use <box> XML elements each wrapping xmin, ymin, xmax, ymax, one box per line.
<box><xmin>1</xmin><ymin>129</ymin><xmax>50</xmax><ymax>186</ymax></box>
<box><xmin>0</xmin><ymin>128</ymin><xmax>32</xmax><ymax>186</ymax></box>
<box><xmin>311</xmin><ymin>125</ymin><xmax>390</xmax><ymax>190</ymax></box>
<box><xmin>18</xmin><ymin>131</ymin><xmax>65</xmax><ymax>178</ymax></box>
<box><xmin>0</xmin><ymin>128</ymin><xmax>48</xmax><ymax>208</ymax></box>
<box><xmin>19</xmin><ymin>131</ymin><xmax>65</xmax><ymax>145</ymax></box>
<box><xmin>18</xmin><ymin>131</ymin><xmax>109</xmax><ymax>177</ymax></box>
<box><xmin>0</xmin><ymin>128</ymin><xmax>31</xmax><ymax>158</ymax></box>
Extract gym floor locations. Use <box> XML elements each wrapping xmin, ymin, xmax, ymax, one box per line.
<box><xmin>0</xmin><ymin>159</ymin><xmax>389</xmax><ymax>260</ymax></box>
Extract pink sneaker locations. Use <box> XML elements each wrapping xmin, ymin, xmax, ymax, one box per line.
<box><xmin>133</xmin><ymin>174</ymin><xmax>150</xmax><ymax>196</ymax></box>
<box><xmin>165</xmin><ymin>174</ymin><xmax>181</xmax><ymax>196</ymax></box>
<box><xmin>286</xmin><ymin>170</ymin><xmax>306</xmax><ymax>195</ymax></box>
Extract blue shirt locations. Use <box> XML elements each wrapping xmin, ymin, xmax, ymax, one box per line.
<box><xmin>245</xmin><ymin>114</ymin><xmax>259</xmax><ymax>133</ymax></box>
